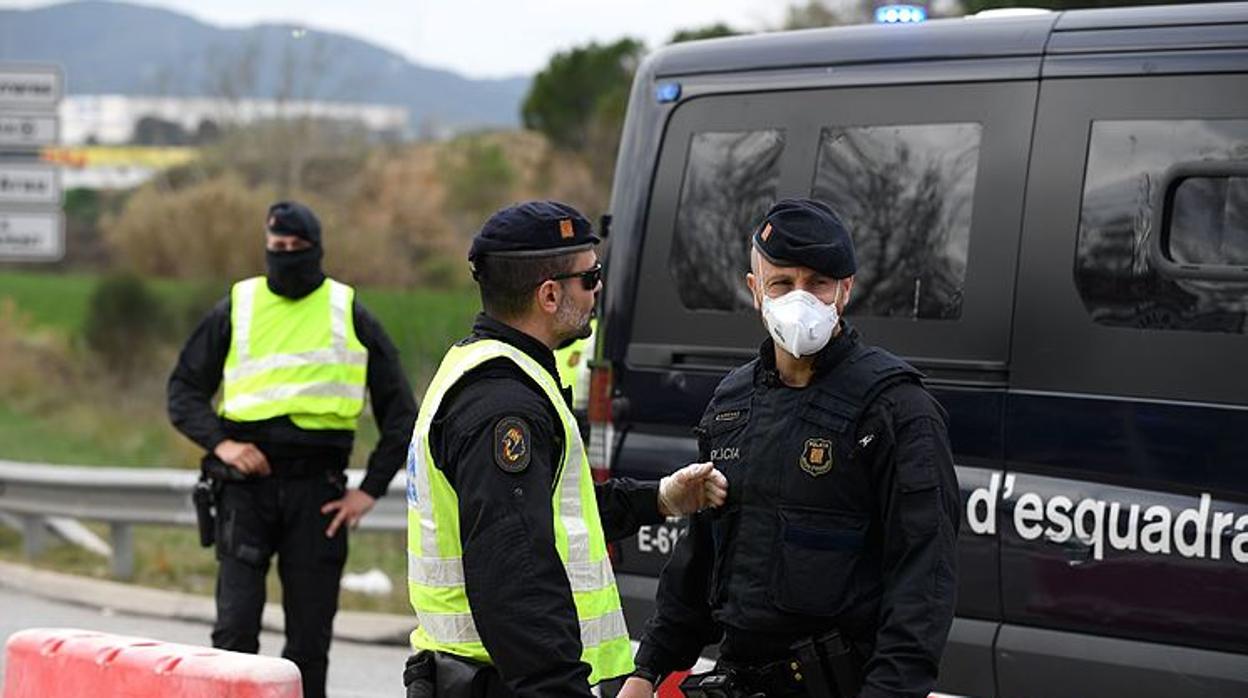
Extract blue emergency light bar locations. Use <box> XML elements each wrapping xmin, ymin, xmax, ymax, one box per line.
<box><xmin>875</xmin><ymin>4</ymin><xmax>927</xmax><ymax>23</ymax></box>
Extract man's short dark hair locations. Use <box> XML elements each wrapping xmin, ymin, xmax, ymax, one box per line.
<box><xmin>473</xmin><ymin>253</ymin><xmax>578</xmax><ymax>320</ymax></box>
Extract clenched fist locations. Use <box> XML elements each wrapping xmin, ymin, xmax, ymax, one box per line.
<box><xmin>657</xmin><ymin>461</ymin><xmax>728</xmax><ymax>517</ymax></box>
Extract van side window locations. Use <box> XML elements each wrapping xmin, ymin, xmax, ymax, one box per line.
<box><xmin>1169</xmin><ymin>175</ymin><xmax>1248</xmax><ymax>266</ymax></box>
<box><xmin>1075</xmin><ymin>120</ymin><xmax>1248</xmax><ymax>334</ymax></box>
<box><xmin>811</xmin><ymin>123</ymin><xmax>981</xmax><ymax>320</ymax></box>
<box><xmin>669</xmin><ymin>130</ymin><xmax>785</xmax><ymax>311</ymax></box>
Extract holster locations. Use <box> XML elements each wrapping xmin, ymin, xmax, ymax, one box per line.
<box><xmin>403</xmin><ymin>651</ymin><xmax>509</xmax><ymax>698</ymax></box>
<box><xmin>791</xmin><ymin>630</ymin><xmax>865</xmax><ymax>698</ymax></box>
<box><xmin>818</xmin><ymin>630</ymin><xmax>864</xmax><ymax>698</ymax></box>
<box><xmin>192</xmin><ymin>475</ymin><xmax>216</xmax><ymax>548</ymax></box>
<box><xmin>193</xmin><ymin>455</ymin><xmax>242</xmax><ymax>549</ymax></box>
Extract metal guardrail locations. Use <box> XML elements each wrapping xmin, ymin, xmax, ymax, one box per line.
<box><xmin>0</xmin><ymin>460</ymin><xmax>406</xmax><ymax>579</ymax></box>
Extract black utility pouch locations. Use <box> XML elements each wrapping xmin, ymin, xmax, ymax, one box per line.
<box><xmin>404</xmin><ymin>652</ymin><xmax>435</xmax><ymax>698</ymax></box>
<box><xmin>401</xmin><ymin>652</ymin><xmax>508</xmax><ymax>698</ymax></box>
<box><xmin>808</xmin><ymin>631</ymin><xmax>858</xmax><ymax>698</ymax></box>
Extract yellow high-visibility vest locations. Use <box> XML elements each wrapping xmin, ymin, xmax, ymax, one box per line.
<box><xmin>221</xmin><ymin>277</ymin><xmax>367</xmax><ymax>431</ymax></box>
<box><xmin>406</xmin><ymin>338</ymin><xmax>632</xmax><ymax>684</ymax></box>
<box><xmin>554</xmin><ymin>318</ymin><xmax>596</xmax><ymax>411</ymax></box>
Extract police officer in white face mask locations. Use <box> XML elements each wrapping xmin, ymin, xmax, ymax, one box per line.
<box><xmin>621</xmin><ymin>198</ymin><xmax>961</xmax><ymax>698</ymax></box>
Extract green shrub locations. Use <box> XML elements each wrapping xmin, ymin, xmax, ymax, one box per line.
<box><xmin>84</xmin><ymin>273</ymin><xmax>170</xmax><ymax>375</ymax></box>
<box><xmin>442</xmin><ymin>137</ymin><xmax>516</xmax><ymax>217</ymax></box>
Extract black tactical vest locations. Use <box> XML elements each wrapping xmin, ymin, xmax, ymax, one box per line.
<box><xmin>696</xmin><ymin>341</ymin><xmax>921</xmax><ymax>643</ymax></box>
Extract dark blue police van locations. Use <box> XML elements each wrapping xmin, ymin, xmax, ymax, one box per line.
<box><xmin>586</xmin><ymin>4</ymin><xmax>1248</xmax><ymax>696</ymax></box>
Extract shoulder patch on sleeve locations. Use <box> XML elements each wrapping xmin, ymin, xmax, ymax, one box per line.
<box><xmin>493</xmin><ymin>416</ymin><xmax>532</xmax><ymax>473</ymax></box>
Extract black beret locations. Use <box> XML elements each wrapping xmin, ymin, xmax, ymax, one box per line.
<box><xmin>266</xmin><ymin>201</ymin><xmax>321</xmax><ymax>245</ymax></box>
<box><xmin>468</xmin><ymin>201</ymin><xmax>599</xmax><ymax>261</ymax></box>
<box><xmin>752</xmin><ymin>198</ymin><xmax>856</xmax><ymax>279</ymax></box>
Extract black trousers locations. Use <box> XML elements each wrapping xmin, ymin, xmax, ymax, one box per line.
<box><xmin>212</xmin><ymin>470</ymin><xmax>349</xmax><ymax>698</ymax></box>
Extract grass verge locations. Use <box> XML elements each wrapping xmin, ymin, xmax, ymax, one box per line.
<box><xmin>0</xmin><ymin>523</ymin><xmax>412</xmax><ymax>616</ymax></box>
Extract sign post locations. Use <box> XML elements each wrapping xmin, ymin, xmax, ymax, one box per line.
<box><xmin>0</xmin><ymin>63</ymin><xmax>64</xmax><ymax>262</ymax></box>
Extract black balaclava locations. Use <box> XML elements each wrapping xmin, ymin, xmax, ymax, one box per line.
<box><xmin>264</xmin><ymin>201</ymin><xmax>326</xmax><ymax>299</ymax></box>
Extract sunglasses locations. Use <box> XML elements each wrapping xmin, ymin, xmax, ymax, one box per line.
<box><xmin>548</xmin><ymin>263</ymin><xmax>603</xmax><ymax>291</ymax></box>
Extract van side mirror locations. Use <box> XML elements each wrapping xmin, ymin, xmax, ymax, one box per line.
<box><xmin>1150</xmin><ymin>161</ymin><xmax>1248</xmax><ymax>282</ymax></box>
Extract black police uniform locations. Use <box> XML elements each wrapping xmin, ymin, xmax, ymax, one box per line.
<box><xmin>632</xmin><ymin>199</ymin><xmax>960</xmax><ymax>698</ymax></box>
<box><xmin>405</xmin><ymin>314</ymin><xmax>664</xmax><ymax>697</ymax></box>
<box><xmin>404</xmin><ymin>202</ymin><xmax>666</xmax><ymax>698</ymax></box>
<box><xmin>167</xmin><ymin>202</ymin><xmax>417</xmax><ymax>698</ymax></box>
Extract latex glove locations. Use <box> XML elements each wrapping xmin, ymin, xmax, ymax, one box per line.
<box><xmin>658</xmin><ymin>461</ymin><xmax>728</xmax><ymax>517</ymax></box>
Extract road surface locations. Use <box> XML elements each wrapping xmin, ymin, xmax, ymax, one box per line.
<box><xmin>0</xmin><ymin>586</ymin><xmax>409</xmax><ymax>697</ymax></box>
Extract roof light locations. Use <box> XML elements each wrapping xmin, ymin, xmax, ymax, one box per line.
<box><xmin>875</xmin><ymin>4</ymin><xmax>927</xmax><ymax>23</ymax></box>
<box><xmin>655</xmin><ymin>82</ymin><xmax>682</xmax><ymax>104</ymax></box>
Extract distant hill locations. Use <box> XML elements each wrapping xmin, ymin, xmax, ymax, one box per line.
<box><xmin>0</xmin><ymin>0</ymin><xmax>530</xmax><ymax>132</ymax></box>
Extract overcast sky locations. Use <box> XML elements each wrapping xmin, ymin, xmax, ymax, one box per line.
<box><xmin>1</xmin><ymin>0</ymin><xmax>807</xmax><ymax>79</ymax></box>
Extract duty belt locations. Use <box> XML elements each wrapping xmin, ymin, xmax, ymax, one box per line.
<box><xmin>702</xmin><ymin>629</ymin><xmax>863</xmax><ymax>698</ymax></box>
<box><xmin>267</xmin><ymin>457</ymin><xmax>340</xmax><ymax>478</ymax></box>
<box><xmin>720</xmin><ymin>657</ymin><xmax>808</xmax><ymax>696</ymax></box>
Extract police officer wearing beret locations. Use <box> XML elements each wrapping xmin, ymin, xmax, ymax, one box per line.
<box><xmin>620</xmin><ymin>198</ymin><xmax>960</xmax><ymax>698</ymax></box>
<box><xmin>167</xmin><ymin>201</ymin><xmax>418</xmax><ymax>698</ymax></box>
<box><xmin>402</xmin><ymin>200</ymin><xmax>728</xmax><ymax>698</ymax></box>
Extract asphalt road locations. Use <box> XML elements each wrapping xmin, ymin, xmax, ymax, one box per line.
<box><xmin>0</xmin><ymin>586</ymin><xmax>410</xmax><ymax>697</ymax></box>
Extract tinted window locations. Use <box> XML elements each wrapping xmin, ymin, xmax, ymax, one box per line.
<box><xmin>1076</xmin><ymin>120</ymin><xmax>1248</xmax><ymax>334</ymax></box>
<box><xmin>1170</xmin><ymin>175</ymin><xmax>1248</xmax><ymax>266</ymax></box>
<box><xmin>811</xmin><ymin>124</ymin><xmax>980</xmax><ymax>320</ymax></box>
<box><xmin>668</xmin><ymin>130</ymin><xmax>784</xmax><ymax>312</ymax></box>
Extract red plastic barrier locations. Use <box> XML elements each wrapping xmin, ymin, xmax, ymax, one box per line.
<box><xmin>657</xmin><ymin>670</ymin><xmax>690</xmax><ymax>698</ymax></box>
<box><xmin>3</xmin><ymin>628</ymin><xmax>302</xmax><ymax>698</ymax></box>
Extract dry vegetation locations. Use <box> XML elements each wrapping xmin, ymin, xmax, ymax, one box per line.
<box><xmin>102</xmin><ymin>130</ymin><xmax>608</xmax><ymax>289</ymax></box>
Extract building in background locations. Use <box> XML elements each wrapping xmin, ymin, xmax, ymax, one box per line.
<box><xmin>46</xmin><ymin>95</ymin><xmax>409</xmax><ymax>189</ymax></box>
<box><xmin>60</xmin><ymin>95</ymin><xmax>409</xmax><ymax>145</ymax></box>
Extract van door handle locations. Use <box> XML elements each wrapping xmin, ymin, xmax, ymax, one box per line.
<box><xmin>661</xmin><ymin>371</ymin><xmax>688</xmax><ymax>393</ymax></box>
<box><xmin>611</xmin><ymin>397</ymin><xmax>631</xmax><ymax>422</ymax></box>
<box><xmin>1061</xmin><ymin>539</ymin><xmax>1096</xmax><ymax>567</ymax></box>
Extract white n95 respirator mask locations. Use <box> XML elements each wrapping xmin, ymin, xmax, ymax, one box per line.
<box><xmin>761</xmin><ymin>289</ymin><xmax>839</xmax><ymax>358</ymax></box>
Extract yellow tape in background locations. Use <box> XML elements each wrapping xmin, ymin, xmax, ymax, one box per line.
<box><xmin>41</xmin><ymin>146</ymin><xmax>199</xmax><ymax>169</ymax></box>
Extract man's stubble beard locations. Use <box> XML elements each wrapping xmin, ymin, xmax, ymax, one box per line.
<box><xmin>554</xmin><ymin>294</ymin><xmax>594</xmax><ymax>347</ymax></box>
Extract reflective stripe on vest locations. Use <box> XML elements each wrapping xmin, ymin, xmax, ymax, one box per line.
<box><xmin>221</xmin><ymin>277</ymin><xmax>367</xmax><ymax>430</ymax></box>
<box><xmin>406</xmin><ymin>339</ymin><xmax>633</xmax><ymax>684</ymax></box>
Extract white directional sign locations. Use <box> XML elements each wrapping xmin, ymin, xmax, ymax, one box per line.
<box><xmin>0</xmin><ymin>64</ymin><xmax>63</xmax><ymax>262</ymax></box>
<box><xmin>0</xmin><ymin>113</ymin><xmax>58</xmax><ymax>148</ymax></box>
<box><xmin>0</xmin><ymin>164</ymin><xmax>60</xmax><ymax>205</ymax></box>
<box><xmin>0</xmin><ymin>211</ymin><xmax>64</xmax><ymax>260</ymax></box>
<box><xmin>0</xmin><ymin>67</ymin><xmax>62</xmax><ymax>109</ymax></box>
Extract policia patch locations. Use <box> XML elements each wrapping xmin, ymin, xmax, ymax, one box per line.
<box><xmin>800</xmin><ymin>437</ymin><xmax>834</xmax><ymax>477</ymax></box>
<box><xmin>493</xmin><ymin>416</ymin><xmax>532</xmax><ymax>473</ymax></box>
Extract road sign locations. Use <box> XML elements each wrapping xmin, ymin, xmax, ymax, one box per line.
<box><xmin>0</xmin><ymin>210</ymin><xmax>64</xmax><ymax>261</ymax></box>
<box><xmin>0</xmin><ymin>64</ymin><xmax>62</xmax><ymax>262</ymax></box>
<box><xmin>0</xmin><ymin>113</ymin><xmax>58</xmax><ymax>148</ymax></box>
<box><xmin>0</xmin><ymin>163</ymin><xmax>60</xmax><ymax>205</ymax></box>
<box><xmin>0</xmin><ymin>66</ymin><xmax>62</xmax><ymax>109</ymax></box>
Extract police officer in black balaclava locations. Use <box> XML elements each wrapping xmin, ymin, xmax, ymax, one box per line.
<box><xmin>167</xmin><ymin>201</ymin><xmax>417</xmax><ymax>698</ymax></box>
<box><xmin>265</xmin><ymin>200</ymin><xmax>327</xmax><ymax>298</ymax></box>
